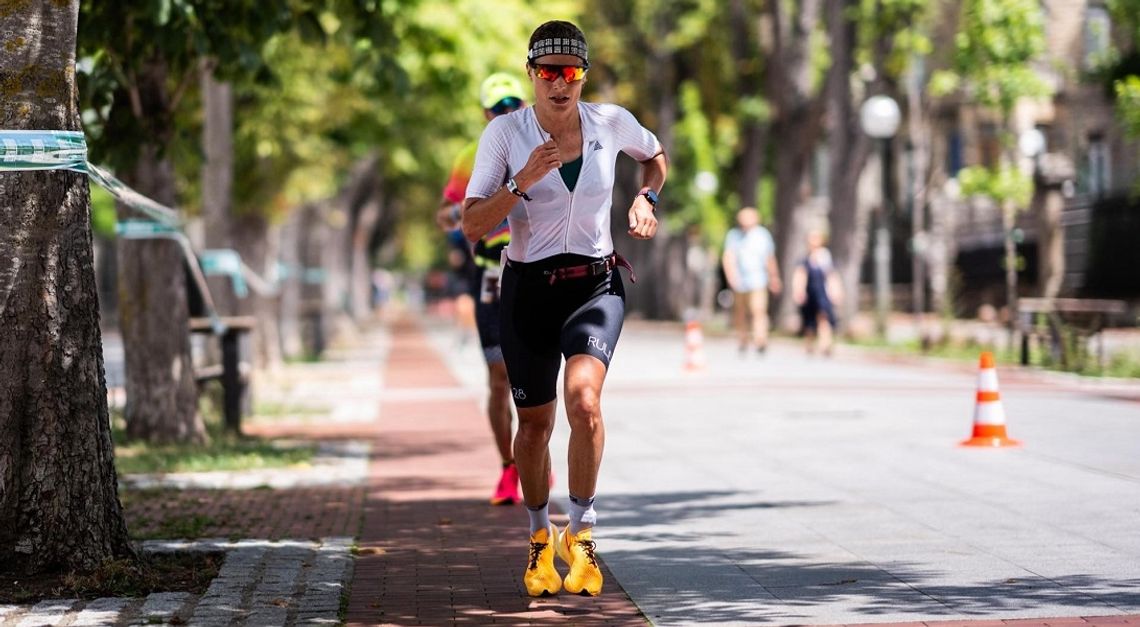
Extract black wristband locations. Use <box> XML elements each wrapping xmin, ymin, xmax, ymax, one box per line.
<box><xmin>507</xmin><ymin>177</ymin><xmax>532</xmax><ymax>201</ymax></box>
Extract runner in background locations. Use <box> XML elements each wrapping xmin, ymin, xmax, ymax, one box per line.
<box><xmin>436</xmin><ymin>72</ymin><xmax>528</xmax><ymax>505</ymax></box>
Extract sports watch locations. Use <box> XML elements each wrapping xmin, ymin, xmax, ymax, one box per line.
<box><xmin>507</xmin><ymin>177</ymin><xmax>531</xmax><ymax>201</ymax></box>
<box><xmin>639</xmin><ymin>188</ymin><xmax>659</xmax><ymax>209</ymax></box>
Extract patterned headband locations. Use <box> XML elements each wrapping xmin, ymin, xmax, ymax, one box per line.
<box><xmin>528</xmin><ymin>38</ymin><xmax>588</xmax><ymax>64</ymax></box>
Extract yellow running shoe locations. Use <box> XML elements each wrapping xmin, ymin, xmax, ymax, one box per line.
<box><xmin>523</xmin><ymin>525</ymin><xmax>562</xmax><ymax>597</ymax></box>
<box><xmin>555</xmin><ymin>526</ymin><xmax>603</xmax><ymax>596</ymax></box>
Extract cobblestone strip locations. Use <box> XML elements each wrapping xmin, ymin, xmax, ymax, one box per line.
<box><xmin>130</xmin><ymin>592</ymin><xmax>192</xmax><ymax>625</ymax></box>
<box><xmin>69</xmin><ymin>597</ymin><xmax>133</xmax><ymax>626</ymax></box>
<box><xmin>0</xmin><ymin>539</ymin><xmax>355</xmax><ymax>627</ymax></box>
<box><xmin>188</xmin><ymin>543</ymin><xmax>267</xmax><ymax>626</ymax></box>
<box><xmin>293</xmin><ymin>537</ymin><xmax>353</xmax><ymax>626</ymax></box>
<box><xmin>244</xmin><ymin>544</ymin><xmax>311</xmax><ymax>627</ymax></box>
<box><xmin>14</xmin><ymin>599</ymin><xmax>76</xmax><ymax>627</ymax></box>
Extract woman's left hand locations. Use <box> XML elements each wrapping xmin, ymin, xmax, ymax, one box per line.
<box><xmin>627</xmin><ymin>197</ymin><xmax>658</xmax><ymax>240</ymax></box>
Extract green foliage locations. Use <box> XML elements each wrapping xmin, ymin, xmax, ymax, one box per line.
<box><xmin>77</xmin><ymin>1</ymin><xmax>324</xmax><ymax>165</ymax></box>
<box><xmin>1108</xmin><ymin>0</ymin><xmax>1140</xmax><ymax>51</ymax></box>
<box><xmin>855</xmin><ymin>0</ymin><xmax>934</xmax><ymax>78</ymax></box>
<box><xmin>90</xmin><ymin>185</ymin><xmax>117</xmax><ymax>238</ymax></box>
<box><xmin>938</xmin><ymin>0</ymin><xmax>1052</xmax><ymax>115</ymax></box>
<box><xmin>668</xmin><ymin>81</ymin><xmax>731</xmax><ymax>242</ymax></box>
<box><xmin>1116</xmin><ymin>75</ymin><xmax>1140</xmax><ymax>138</ymax></box>
<box><xmin>958</xmin><ymin>164</ymin><xmax>1032</xmax><ymax>207</ymax></box>
<box><xmin>1109</xmin><ymin>1</ymin><xmax>1140</xmax><ymax>141</ymax></box>
<box><xmin>579</xmin><ymin>0</ymin><xmax>762</xmax><ymax>247</ymax></box>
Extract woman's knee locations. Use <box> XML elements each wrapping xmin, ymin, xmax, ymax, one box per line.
<box><xmin>565</xmin><ymin>386</ymin><xmax>603</xmax><ymax>432</ymax></box>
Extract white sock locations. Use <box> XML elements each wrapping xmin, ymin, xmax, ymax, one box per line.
<box><xmin>568</xmin><ymin>494</ymin><xmax>596</xmax><ymax>535</ymax></box>
<box><xmin>527</xmin><ymin>502</ymin><xmax>550</xmax><ymax>535</ymax></box>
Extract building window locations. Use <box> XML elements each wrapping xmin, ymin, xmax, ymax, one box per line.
<box><xmin>1084</xmin><ymin>5</ymin><xmax>1112</xmax><ymax>70</ymax></box>
<box><xmin>947</xmin><ymin>130</ymin><xmax>963</xmax><ymax>177</ymax></box>
<box><xmin>1086</xmin><ymin>133</ymin><xmax>1111</xmax><ymax>197</ymax></box>
<box><xmin>979</xmin><ymin>123</ymin><xmax>1002</xmax><ymax>169</ymax></box>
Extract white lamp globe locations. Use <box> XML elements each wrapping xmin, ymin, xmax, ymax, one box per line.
<box><xmin>1018</xmin><ymin>128</ymin><xmax>1046</xmax><ymax>158</ymax></box>
<box><xmin>860</xmin><ymin>95</ymin><xmax>901</xmax><ymax>139</ymax></box>
<box><xmin>694</xmin><ymin>171</ymin><xmax>719</xmax><ymax>195</ymax></box>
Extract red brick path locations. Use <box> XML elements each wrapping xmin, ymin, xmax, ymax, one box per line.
<box><xmin>345</xmin><ymin>319</ymin><xmax>646</xmax><ymax>626</ymax></box>
<box><xmin>123</xmin><ymin>485</ymin><xmax>364</xmax><ymax>540</ymax></box>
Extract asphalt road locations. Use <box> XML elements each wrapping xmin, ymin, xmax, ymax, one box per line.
<box><xmin>430</xmin><ymin>319</ymin><xmax>1140</xmax><ymax>626</ymax></box>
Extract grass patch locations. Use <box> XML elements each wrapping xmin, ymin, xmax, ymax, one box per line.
<box><xmin>253</xmin><ymin>399</ymin><xmax>331</xmax><ymax>418</ymax></box>
<box><xmin>114</xmin><ymin>432</ymin><xmax>315</xmax><ymax>475</ymax></box>
<box><xmin>0</xmin><ymin>552</ymin><xmax>220</xmax><ymax>603</ymax></box>
<box><xmin>845</xmin><ymin>334</ymin><xmax>1140</xmax><ymax>378</ymax></box>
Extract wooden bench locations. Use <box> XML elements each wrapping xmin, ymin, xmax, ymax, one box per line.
<box><xmin>1017</xmin><ymin>298</ymin><xmax>1128</xmax><ymax>369</ymax></box>
<box><xmin>189</xmin><ymin>315</ymin><xmax>256</xmax><ymax>434</ymax></box>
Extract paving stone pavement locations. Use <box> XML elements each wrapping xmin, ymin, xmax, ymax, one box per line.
<box><xmin>0</xmin><ymin>538</ymin><xmax>353</xmax><ymax>627</ymax></box>
<box><xmin>344</xmin><ymin>316</ymin><xmax>648</xmax><ymax>626</ymax></box>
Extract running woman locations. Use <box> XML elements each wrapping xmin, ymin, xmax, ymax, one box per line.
<box><xmin>462</xmin><ymin>20</ymin><xmax>667</xmax><ymax>597</ymax></box>
<box><xmin>436</xmin><ymin>72</ymin><xmax>527</xmax><ymax>505</ymax></box>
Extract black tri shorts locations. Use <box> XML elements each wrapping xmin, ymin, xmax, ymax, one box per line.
<box><xmin>500</xmin><ymin>253</ymin><xmax>626</xmax><ymax>408</ymax></box>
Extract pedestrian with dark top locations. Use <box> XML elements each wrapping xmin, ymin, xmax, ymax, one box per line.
<box><xmin>462</xmin><ymin>20</ymin><xmax>667</xmax><ymax>597</ymax></box>
<box><xmin>792</xmin><ymin>229</ymin><xmax>843</xmax><ymax>356</ymax></box>
<box><xmin>436</xmin><ymin>72</ymin><xmax>528</xmax><ymax>506</ymax></box>
<box><xmin>722</xmin><ymin>207</ymin><xmax>782</xmax><ymax>355</ymax></box>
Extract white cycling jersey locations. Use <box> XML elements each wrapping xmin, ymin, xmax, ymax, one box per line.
<box><xmin>465</xmin><ymin>102</ymin><xmax>662</xmax><ymax>263</ymax></box>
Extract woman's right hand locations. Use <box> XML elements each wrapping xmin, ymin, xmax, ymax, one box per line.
<box><xmin>516</xmin><ymin>139</ymin><xmax>561</xmax><ymax>190</ymax></box>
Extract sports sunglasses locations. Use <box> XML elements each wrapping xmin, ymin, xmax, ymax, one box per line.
<box><xmin>529</xmin><ymin>63</ymin><xmax>589</xmax><ymax>83</ymax></box>
<box><xmin>490</xmin><ymin>97</ymin><xmax>523</xmax><ymax>115</ymax></box>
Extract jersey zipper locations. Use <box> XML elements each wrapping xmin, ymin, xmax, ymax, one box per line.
<box><xmin>561</xmin><ymin>110</ymin><xmax>591</xmax><ymax>254</ymax></box>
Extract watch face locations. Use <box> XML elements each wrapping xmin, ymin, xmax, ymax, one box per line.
<box><xmin>644</xmin><ymin>189</ymin><xmax>658</xmax><ymax>205</ymax></box>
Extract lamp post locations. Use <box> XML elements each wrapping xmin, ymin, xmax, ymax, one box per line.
<box><xmin>860</xmin><ymin>95</ymin><xmax>901</xmax><ymax>339</ymax></box>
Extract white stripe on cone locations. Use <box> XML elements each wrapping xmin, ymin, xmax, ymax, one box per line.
<box><xmin>974</xmin><ymin>400</ymin><xmax>1007</xmax><ymax>426</ymax></box>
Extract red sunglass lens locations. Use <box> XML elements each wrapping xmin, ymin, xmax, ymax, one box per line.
<box><xmin>534</xmin><ymin>64</ymin><xmax>586</xmax><ymax>82</ymax></box>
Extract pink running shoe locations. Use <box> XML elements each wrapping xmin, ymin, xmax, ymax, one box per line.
<box><xmin>490</xmin><ymin>463</ymin><xmax>520</xmax><ymax>505</ymax></box>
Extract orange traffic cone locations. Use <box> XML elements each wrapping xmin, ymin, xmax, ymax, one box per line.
<box><xmin>960</xmin><ymin>352</ymin><xmax>1020</xmax><ymax>447</ymax></box>
<box><xmin>683</xmin><ymin>320</ymin><xmax>707</xmax><ymax>371</ymax></box>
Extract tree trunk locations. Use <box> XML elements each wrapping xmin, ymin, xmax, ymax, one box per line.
<box><xmin>200</xmin><ymin>59</ymin><xmax>239</xmax><ymax>316</ymax></box>
<box><xmin>729</xmin><ymin>0</ymin><xmax>768</xmax><ymax>208</ymax></box>
<box><xmin>277</xmin><ymin>207</ymin><xmax>305</xmax><ymax>360</ymax></box>
<box><xmin>350</xmin><ymin>197</ymin><xmax>382</xmax><ymax>323</ymax></box>
<box><xmin>1035</xmin><ymin>188</ymin><xmax>1064</xmax><ymax>299</ymax></box>
<box><xmin>906</xmin><ymin>62</ymin><xmax>931</xmax><ymax>322</ymax></box>
<box><xmin>1003</xmin><ymin>141</ymin><xmax>1019</xmax><ymax>345</ymax></box>
<box><xmin>767</xmin><ymin>0</ymin><xmax>825</xmax><ymax>330</ymax></box>
<box><xmin>232</xmin><ymin>213</ymin><xmax>281</xmax><ymax>368</ymax></box>
<box><xmin>825</xmin><ymin>0</ymin><xmax>874</xmax><ymax>332</ymax></box>
<box><xmin>0</xmin><ymin>0</ymin><xmax>135</xmax><ymax>573</ymax></box>
<box><xmin>117</xmin><ymin>58</ymin><xmax>206</xmax><ymax>444</ymax></box>
<box><xmin>324</xmin><ymin>155</ymin><xmax>378</xmax><ymax>336</ymax></box>
<box><xmin>1033</xmin><ymin>154</ymin><xmax>1075</xmax><ymax>299</ymax></box>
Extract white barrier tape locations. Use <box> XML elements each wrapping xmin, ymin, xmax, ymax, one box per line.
<box><xmin>1</xmin><ymin>130</ymin><xmax>181</xmax><ymax>227</ymax></box>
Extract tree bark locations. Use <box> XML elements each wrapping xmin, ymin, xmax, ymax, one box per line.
<box><xmin>350</xmin><ymin>197</ymin><xmax>382</xmax><ymax>322</ymax></box>
<box><xmin>116</xmin><ymin>57</ymin><xmax>206</xmax><ymax>444</ymax></box>
<box><xmin>729</xmin><ymin>0</ymin><xmax>768</xmax><ymax>208</ymax></box>
<box><xmin>232</xmin><ymin>213</ymin><xmax>281</xmax><ymax>368</ymax></box>
<box><xmin>0</xmin><ymin>0</ymin><xmax>135</xmax><ymax>573</ymax></box>
<box><xmin>825</xmin><ymin>0</ymin><xmax>874</xmax><ymax>332</ymax></box>
<box><xmin>200</xmin><ymin>59</ymin><xmax>239</xmax><ymax>317</ymax></box>
<box><xmin>1033</xmin><ymin>154</ymin><xmax>1074</xmax><ymax>299</ymax></box>
<box><xmin>277</xmin><ymin>207</ymin><xmax>305</xmax><ymax>360</ymax></box>
<box><xmin>767</xmin><ymin>0</ymin><xmax>826</xmax><ymax>329</ymax></box>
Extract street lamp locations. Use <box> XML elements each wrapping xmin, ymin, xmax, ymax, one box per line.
<box><xmin>860</xmin><ymin>95</ymin><xmax>901</xmax><ymax>339</ymax></box>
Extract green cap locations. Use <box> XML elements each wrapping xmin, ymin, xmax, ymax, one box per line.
<box><xmin>480</xmin><ymin>72</ymin><xmax>526</xmax><ymax>110</ymax></box>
